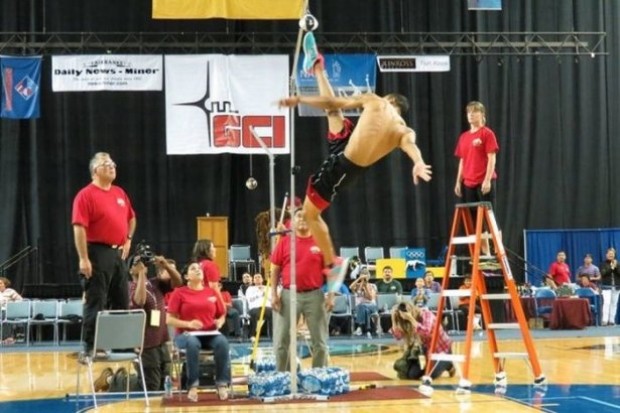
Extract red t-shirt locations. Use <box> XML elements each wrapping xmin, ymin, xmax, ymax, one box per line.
<box><xmin>221</xmin><ymin>290</ymin><xmax>232</xmax><ymax>306</ymax></box>
<box><xmin>199</xmin><ymin>259</ymin><xmax>221</xmax><ymax>284</ymax></box>
<box><xmin>167</xmin><ymin>286</ymin><xmax>225</xmax><ymax>334</ymax></box>
<box><xmin>72</xmin><ymin>183</ymin><xmax>135</xmax><ymax>246</ymax></box>
<box><xmin>454</xmin><ymin>126</ymin><xmax>499</xmax><ymax>187</ymax></box>
<box><xmin>548</xmin><ymin>262</ymin><xmax>571</xmax><ymax>285</ymax></box>
<box><xmin>270</xmin><ymin>233</ymin><xmax>325</xmax><ymax>291</ymax></box>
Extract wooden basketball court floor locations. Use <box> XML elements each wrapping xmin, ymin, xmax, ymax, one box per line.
<box><xmin>1</xmin><ymin>332</ymin><xmax>620</xmax><ymax>412</ymax></box>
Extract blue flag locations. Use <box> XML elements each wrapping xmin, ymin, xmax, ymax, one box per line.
<box><xmin>1</xmin><ymin>56</ymin><xmax>42</xmax><ymax>119</ymax></box>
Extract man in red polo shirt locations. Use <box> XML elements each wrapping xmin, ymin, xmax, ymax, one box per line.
<box><xmin>271</xmin><ymin>208</ymin><xmax>329</xmax><ymax>371</ymax></box>
<box><xmin>546</xmin><ymin>250</ymin><xmax>571</xmax><ymax>287</ymax></box>
<box><xmin>72</xmin><ymin>152</ymin><xmax>136</xmax><ymax>354</ymax></box>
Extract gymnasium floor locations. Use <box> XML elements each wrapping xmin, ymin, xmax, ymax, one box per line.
<box><xmin>1</xmin><ymin>328</ymin><xmax>619</xmax><ymax>412</ymax></box>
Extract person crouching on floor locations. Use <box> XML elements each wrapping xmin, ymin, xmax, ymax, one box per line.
<box><xmin>391</xmin><ymin>301</ymin><xmax>455</xmax><ymax>380</ymax></box>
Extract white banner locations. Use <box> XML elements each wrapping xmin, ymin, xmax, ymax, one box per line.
<box><xmin>164</xmin><ymin>55</ymin><xmax>290</xmax><ymax>155</ymax></box>
<box><xmin>377</xmin><ymin>55</ymin><xmax>450</xmax><ymax>73</ymax></box>
<box><xmin>52</xmin><ymin>55</ymin><xmax>163</xmax><ymax>91</ymax></box>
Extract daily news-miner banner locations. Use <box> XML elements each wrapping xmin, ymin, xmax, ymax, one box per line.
<box><xmin>51</xmin><ymin>55</ymin><xmax>163</xmax><ymax>92</ymax></box>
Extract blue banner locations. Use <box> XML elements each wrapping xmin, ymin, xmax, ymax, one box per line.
<box><xmin>1</xmin><ymin>56</ymin><xmax>42</xmax><ymax>119</ymax></box>
<box><xmin>296</xmin><ymin>53</ymin><xmax>377</xmax><ymax>117</ymax></box>
<box><xmin>404</xmin><ymin>247</ymin><xmax>427</xmax><ymax>279</ymax></box>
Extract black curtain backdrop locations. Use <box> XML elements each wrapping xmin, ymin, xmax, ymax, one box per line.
<box><xmin>1</xmin><ymin>0</ymin><xmax>619</xmax><ymax>290</ymax></box>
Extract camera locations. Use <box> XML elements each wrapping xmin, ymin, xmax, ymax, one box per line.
<box><xmin>133</xmin><ymin>240</ymin><xmax>155</xmax><ymax>265</ymax></box>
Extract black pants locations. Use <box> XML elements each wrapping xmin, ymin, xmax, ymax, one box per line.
<box><xmin>249</xmin><ymin>307</ymin><xmax>272</xmax><ymax>337</ymax></box>
<box><xmin>81</xmin><ymin>243</ymin><xmax>129</xmax><ymax>352</ymax></box>
<box><xmin>406</xmin><ymin>357</ymin><xmax>453</xmax><ymax>380</ymax></box>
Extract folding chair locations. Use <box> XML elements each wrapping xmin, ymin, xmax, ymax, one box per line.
<box><xmin>389</xmin><ymin>246</ymin><xmax>407</xmax><ymax>258</ymax></box>
<box><xmin>57</xmin><ymin>299</ymin><xmax>84</xmax><ymax>344</ymax></box>
<box><xmin>376</xmin><ymin>293</ymin><xmax>400</xmax><ymax>334</ymax></box>
<box><xmin>575</xmin><ymin>288</ymin><xmax>600</xmax><ymax>326</ymax></box>
<box><xmin>329</xmin><ymin>294</ymin><xmax>354</xmax><ymax>336</ymax></box>
<box><xmin>229</xmin><ymin>245</ymin><xmax>256</xmax><ymax>280</ymax></box>
<box><xmin>29</xmin><ymin>300</ymin><xmax>60</xmax><ymax>345</ymax></box>
<box><xmin>534</xmin><ymin>289</ymin><xmax>557</xmax><ymax>319</ymax></box>
<box><xmin>1</xmin><ymin>300</ymin><xmax>32</xmax><ymax>346</ymax></box>
<box><xmin>170</xmin><ymin>331</ymin><xmax>234</xmax><ymax>399</ymax></box>
<box><xmin>427</xmin><ymin>292</ymin><xmax>441</xmax><ymax>312</ymax></box>
<box><xmin>231</xmin><ymin>297</ymin><xmax>250</xmax><ymax>340</ymax></box>
<box><xmin>339</xmin><ymin>246</ymin><xmax>360</xmax><ymax>260</ymax></box>
<box><xmin>76</xmin><ymin>309</ymin><xmax>149</xmax><ymax>409</ymax></box>
<box><xmin>364</xmin><ymin>246</ymin><xmax>385</xmax><ymax>265</ymax></box>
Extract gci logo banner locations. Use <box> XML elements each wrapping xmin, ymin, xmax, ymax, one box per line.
<box><xmin>164</xmin><ymin>55</ymin><xmax>290</xmax><ymax>155</ymax></box>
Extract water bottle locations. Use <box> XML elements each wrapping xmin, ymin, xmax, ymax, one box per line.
<box><xmin>164</xmin><ymin>375</ymin><xmax>173</xmax><ymax>399</ymax></box>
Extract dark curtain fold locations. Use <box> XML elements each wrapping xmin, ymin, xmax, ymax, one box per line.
<box><xmin>1</xmin><ymin>0</ymin><xmax>620</xmax><ymax>290</ymax></box>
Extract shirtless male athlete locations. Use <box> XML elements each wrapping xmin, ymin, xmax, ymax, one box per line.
<box><xmin>279</xmin><ymin>36</ymin><xmax>432</xmax><ymax>291</ymax></box>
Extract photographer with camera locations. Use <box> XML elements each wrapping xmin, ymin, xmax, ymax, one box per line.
<box><xmin>350</xmin><ymin>268</ymin><xmax>379</xmax><ymax>338</ymax></box>
<box><xmin>94</xmin><ymin>245</ymin><xmax>182</xmax><ymax>392</ymax></box>
<box><xmin>391</xmin><ymin>301</ymin><xmax>455</xmax><ymax>380</ymax></box>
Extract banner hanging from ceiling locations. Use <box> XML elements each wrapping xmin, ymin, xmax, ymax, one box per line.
<box><xmin>51</xmin><ymin>55</ymin><xmax>163</xmax><ymax>92</ymax></box>
<box><xmin>153</xmin><ymin>0</ymin><xmax>304</xmax><ymax>19</ymax></box>
<box><xmin>295</xmin><ymin>53</ymin><xmax>377</xmax><ymax>117</ymax></box>
<box><xmin>1</xmin><ymin>55</ymin><xmax>42</xmax><ymax>119</ymax></box>
<box><xmin>164</xmin><ymin>54</ymin><xmax>290</xmax><ymax>155</ymax></box>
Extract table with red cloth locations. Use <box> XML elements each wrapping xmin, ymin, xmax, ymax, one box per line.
<box><xmin>504</xmin><ymin>297</ymin><xmax>536</xmax><ymax>322</ymax></box>
<box><xmin>549</xmin><ymin>297</ymin><xmax>592</xmax><ymax>330</ymax></box>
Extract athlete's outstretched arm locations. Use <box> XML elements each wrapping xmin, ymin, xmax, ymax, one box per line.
<box><xmin>399</xmin><ymin>129</ymin><xmax>432</xmax><ymax>185</ymax></box>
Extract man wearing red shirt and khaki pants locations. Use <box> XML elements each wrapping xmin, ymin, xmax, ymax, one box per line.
<box><xmin>271</xmin><ymin>208</ymin><xmax>330</xmax><ymax>371</ymax></box>
<box><xmin>72</xmin><ymin>152</ymin><xmax>136</xmax><ymax>355</ymax></box>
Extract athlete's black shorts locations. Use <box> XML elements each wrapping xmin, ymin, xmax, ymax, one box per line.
<box><xmin>306</xmin><ymin>152</ymin><xmax>365</xmax><ymax>211</ymax></box>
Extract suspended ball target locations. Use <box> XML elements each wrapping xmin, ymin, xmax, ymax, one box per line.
<box><xmin>299</xmin><ymin>13</ymin><xmax>319</xmax><ymax>32</ymax></box>
<box><xmin>246</xmin><ymin>177</ymin><xmax>258</xmax><ymax>190</ymax></box>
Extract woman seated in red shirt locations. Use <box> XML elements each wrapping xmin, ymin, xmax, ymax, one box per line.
<box><xmin>166</xmin><ymin>261</ymin><xmax>231</xmax><ymax>401</ymax></box>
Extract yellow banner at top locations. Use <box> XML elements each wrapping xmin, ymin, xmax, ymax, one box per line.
<box><xmin>153</xmin><ymin>0</ymin><xmax>305</xmax><ymax>20</ymax></box>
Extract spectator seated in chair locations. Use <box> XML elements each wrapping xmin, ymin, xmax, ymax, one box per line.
<box><xmin>410</xmin><ymin>277</ymin><xmax>430</xmax><ymax>308</ymax></box>
<box><xmin>237</xmin><ymin>272</ymin><xmax>253</xmax><ymax>297</ymax></box>
<box><xmin>245</xmin><ymin>273</ymin><xmax>273</xmax><ymax>339</ymax></box>
<box><xmin>458</xmin><ymin>275</ymin><xmax>483</xmax><ymax>330</ymax></box>
<box><xmin>322</xmin><ymin>282</ymin><xmax>351</xmax><ymax>336</ymax></box>
<box><xmin>166</xmin><ymin>261</ymin><xmax>231</xmax><ymax>402</ymax></box>
<box><xmin>0</xmin><ymin>277</ymin><xmax>23</xmax><ymax>345</ymax></box>
<box><xmin>577</xmin><ymin>273</ymin><xmax>600</xmax><ymax>294</ymax></box>
<box><xmin>350</xmin><ymin>269</ymin><xmax>380</xmax><ymax>337</ymax></box>
<box><xmin>423</xmin><ymin>270</ymin><xmax>442</xmax><ymax>293</ymax></box>
<box><xmin>217</xmin><ymin>280</ymin><xmax>242</xmax><ymax>340</ymax></box>
<box><xmin>376</xmin><ymin>266</ymin><xmax>403</xmax><ymax>294</ymax></box>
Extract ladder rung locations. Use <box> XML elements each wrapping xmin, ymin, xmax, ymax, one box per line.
<box><xmin>493</xmin><ymin>352</ymin><xmax>529</xmax><ymax>360</ymax></box>
<box><xmin>430</xmin><ymin>353</ymin><xmax>465</xmax><ymax>362</ymax></box>
<box><xmin>481</xmin><ymin>293</ymin><xmax>511</xmax><ymax>300</ymax></box>
<box><xmin>487</xmin><ymin>323</ymin><xmax>520</xmax><ymax>330</ymax></box>
<box><xmin>442</xmin><ymin>289</ymin><xmax>471</xmax><ymax>297</ymax></box>
<box><xmin>451</xmin><ymin>235</ymin><xmax>477</xmax><ymax>245</ymax></box>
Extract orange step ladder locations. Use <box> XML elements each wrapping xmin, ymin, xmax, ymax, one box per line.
<box><xmin>423</xmin><ymin>202</ymin><xmax>546</xmax><ymax>394</ymax></box>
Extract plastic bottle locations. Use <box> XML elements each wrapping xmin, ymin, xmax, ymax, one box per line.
<box><xmin>164</xmin><ymin>375</ymin><xmax>173</xmax><ymax>398</ymax></box>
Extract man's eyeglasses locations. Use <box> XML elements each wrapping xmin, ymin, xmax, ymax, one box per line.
<box><xmin>97</xmin><ymin>161</ymin><xmax>116</xmax><ymax>169</ymax></box>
